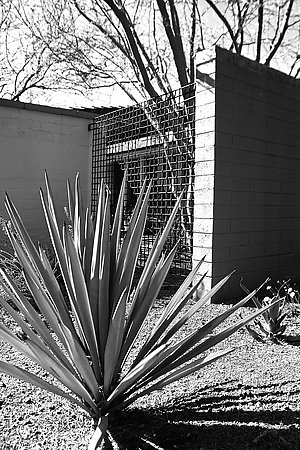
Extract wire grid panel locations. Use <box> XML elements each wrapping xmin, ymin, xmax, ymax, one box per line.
<box><xmin>91</xmin><ymin>85</ymin><xmax>195</xmax><ymax>273</ymax></box>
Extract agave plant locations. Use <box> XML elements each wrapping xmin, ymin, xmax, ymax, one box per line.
<box><xmin>240</xmin><ymin>280</ymin><xmax>287</xmax><ymax>342</ymax></box>
<box><xmin>0</xmin><ymin>173</ymin><xmax>274</xmax><ymax>448</ymax></box>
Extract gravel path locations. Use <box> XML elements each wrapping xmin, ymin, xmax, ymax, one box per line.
<box><xmin>0</xmin><ymin>303</ymin><xmax>300</xmax><ymax>449</ymax></box>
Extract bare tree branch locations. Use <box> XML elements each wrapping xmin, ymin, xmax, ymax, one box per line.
<box><xmin>189</xmin><ymin>0</ymin><xmax>196</xmax><ymax>83</ymax></box>
<box><xmin>204</xmin><ymin>0</ymin><xmax>240</xmax><ymax>54</ymax></box>
<box><xmin>156</xmin><ymin>0</ymin><xmax>189</xmax><ymax>88</ymax></box>
<box><xmin>100</xmin><ymin>0</ymin><xmax>159</xmax><ymax>98</ymax></box>
<box><xmin>256</xmin><ymin>0</ymin><xmax>264</xmax><ymax>62</ymax></box>
<box><xmin>265</xmin><ymin>0</ymin><xmax>295</xmax><ymax>66</ymax></box>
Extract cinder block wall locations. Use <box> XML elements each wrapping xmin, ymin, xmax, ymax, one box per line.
<box><xmin>0</xmin><ymin>100</ymin><xmax>94</xmax><ymax>243</ymax></box>
<box><xmin>194</xmin><ymin>72</ymin><xmax>216</xmax><ymax>293</ymax></box>
<box><xmin>194</xmin><ymin>47</ymin><xmax>300</xmax><ymax>301</ymax></box>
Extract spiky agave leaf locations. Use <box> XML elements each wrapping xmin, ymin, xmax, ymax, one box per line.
<box><xmin>0</xmin><ymin>173</ymin><xmax>276</xmax><ymax>450</ymax></box>
<box><xmin>240</xmin><ymin>280</ymin><xmax>287</xmax><ymax>340</ymax></box>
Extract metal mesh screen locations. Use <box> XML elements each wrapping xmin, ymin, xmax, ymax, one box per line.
<box><xmin>91</xmin><ymin>84</ymin><xmax>195</xmax><ymax>273</ymax></box>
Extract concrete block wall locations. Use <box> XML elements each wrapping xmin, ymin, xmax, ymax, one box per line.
<box><xmin>193</xmin><ymin>47</ymin><xmax>300</xmax><ymax>301</ymax></box>
<box><xmin>193</xmin><ymin>77</ymin><xmax>216</xmax><ymax>293</ymax></box>
<box><xmin>0</xmin><ymin>100</ymin><xmax>95</xmax><ymax>244</ymax></box>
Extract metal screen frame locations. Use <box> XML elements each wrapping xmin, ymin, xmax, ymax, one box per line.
<box><xmin>91</xmin><ymin>84</ymin><xmax>195</xmax><ymax>274</ymax></box>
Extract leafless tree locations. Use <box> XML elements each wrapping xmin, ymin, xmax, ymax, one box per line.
<box><xmin>22</xmin><ymin>0</ymin><xmax>204</xmax><ymax>103</ymax></box>
<box><xmin>2</xmin><ymin>1</ymin><xmax>299</xmax><ymax>103</ymax></box>
<box><xmin>200</xmin><ymin>0</ymin><xmax>300</xmax><ymax>76</ymax></box>
<box><xmin>0</xmin><ymin>0</ymin><xmax>65</xmax><ymax>101</ymax></box>
<box><xmin>1</xmin><ymin>0</ymin><xmax>299</xmax><ymax>256</ymax></box>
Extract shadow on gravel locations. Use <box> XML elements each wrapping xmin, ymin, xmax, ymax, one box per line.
<box><xmin>106</xmin><ymin>381</ymin><xmax>300</xmax><ymax>450</ymax></box>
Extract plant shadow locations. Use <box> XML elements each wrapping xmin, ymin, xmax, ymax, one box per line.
<box><xmin>105</xmin><ymin>381</ymin><xmax>300</xmax><ymax>449</ymax></box>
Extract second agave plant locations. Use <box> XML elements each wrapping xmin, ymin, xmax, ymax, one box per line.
<box><xmin>0</xmin><ymin>173</ymin><xmax>274</xmax><ymax>448</ymax></box>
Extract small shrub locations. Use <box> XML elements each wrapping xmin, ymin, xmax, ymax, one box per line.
<box><xmin>0</xmin><ymin>216</ymin><xmax>59</xmax><ymax>302</ymax></box>
<box><xmin>240</xmin><ymin>279</ymin><xmax>300</xmax><ymax>343</ymax></box>
<box><xmin>0</xmin><ymin>217</ymin><xmax>27</xmax><ymax>296</ymax></box>
<box><xmin>282</xmin><ymin>281</ymin><xmax>300</xmax><ymax>317</ymax></box>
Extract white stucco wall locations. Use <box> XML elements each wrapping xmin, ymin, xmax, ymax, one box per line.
<box><xmin>0</xmin><ymin>100</ymin><xmax>95</xmax><ymax>244</ymax></box>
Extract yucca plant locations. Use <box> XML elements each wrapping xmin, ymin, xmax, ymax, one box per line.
<box><xmin>240</xmin><ymin>280</ymin><xmax>287</xmax><ymax>342</ymax></box>
<box><xmin>0</xmin><ymin>173</ymin><xmax>275</xmax><ymax>448</ymax></box>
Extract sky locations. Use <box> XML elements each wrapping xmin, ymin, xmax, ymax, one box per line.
<box><xmin>2</xmin><ymin>0</ymin><xmax>299</xmax><ymax>111</ymax></box>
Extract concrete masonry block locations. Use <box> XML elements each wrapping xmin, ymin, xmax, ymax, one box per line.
<box><xmin>250</xmin><ymin>179</ymin><xmax>280</xmax><ymax>194</ymax></box>
<box><xmin>196</xmin><ymin>102</ymin><xmax>215</xmax><ymax>120</ymax></box>
<box><xmin>194</xmin><ymin>161</ymin><xmax>215</xmax><ymax>176</ymax></box>
<box><xmin>213</xmin><ymin>219</ymin><xmax>231</xmax><ymax>234</ymax></box>
<box><xmin>268</xmin><ymin>129</ymin><xmax>300</xmax><ymax>148</ymax></box>
<box><xmin>230</xmin><ymin>218</ymin><xmax>265</xmax><ymax>233</ymax></box>
<box><xmin>232</xmin><ymin>107</ymin><xmax>267</xmax><ymax>128</ymax></box>
<box><xmin>265</xmin><ymin>142</ymin><xmax>287</xmax><ymax>156</ymax></box>
<box><xmin>280</xmin><ymin>84</ymin><xmax>300</xmax><ymax>103</ymax></box>
<box><xmin>265</xmin><ymin>90</ymin><xmax>299</xmax><ymax>113</ymax></box>
<box><xmin>264</xmin><ymin>192</ymin><xmax>300</xmax><ymax>206</ymax></box>
<box><xmin>206</xmin><ymin>247</ymin><xmax>231</xmax><ymax>263</ymax></box>
<box><xmin>279</xmin><ymin>253</ymin><xmax>300</xmax><ymax>271</ymax></box>
<box><xmin>213</xmin><ymin>190</ymin><xmax>232</xmax><ymax>205</ymax></box>
<box><xmin>217</xmin><ymin>90</ymin><xmax>255</xmax><ymax>113</ymax></box>
<box><xmin>214</xmin><ymin>204</ymin><xmax>250</xmax><ymax>219</ymax></box>
<box><xmin>218</xmin><ymin>118</ymin><xmax>268</xmax><ymax>141</ymax></box>
<box><xmin>213</xmin><ymin>232</ymin><xmax>249</xmax><ymax>248</ymax></box>
<box><xmin>257</xmin><ymin>154</ymin><xmax>286</xmax><ymax>169</ymax></box>
<box><xmin>193</xmin><ymin>247</ymin><xmax>213</xmax><ymax>263</ymax></box>
<box><xmin>267</xmin><ymin>116</ymin><xmax>300</xmax><ymax>138</ymax></box>
<box><xmin>234</xmin><ymin>79</ymin><xmax>268</xmax><ymax>101</ymax></box>
<box><xmin>195</xmin><ymin>174</ymin><xmax>214</xmax><ymax>190</ymax></box>
<box><xmin>230</xmin><ymin>243</ymin><xmax>263</xmax><ymax>260</ymax></box>
<box><xmin>197</xmin><ymin>117</ymin><xmax>216</xmax><ymax>134</ymax></box>
<box><xmin>292</xmin><ymin>240</ymin><xmax>300</xmax><ymax>252</ymax></box>
<box><xmin>280</xmin><ymin>181</ymin><xmax>300</xmax><ymax>195</ymax></box>
<box><xmin>232</xmin><ymin>135</ymin><xmax>267</xmax><ymax>153</ymax></box>
<box><xmin>264</xmin><ymin>241</ymin><xmax>294</xmax><ymax>256</ymax></box>
<box><xmin>194</xmin><ymin>189</ymin><xmax>214</xmax><ymax>205</ymax></box>
<box><xmin>193</xmin><ymin>232</ymin><xmax>213</xmax><ymax>248</ymax></box>
<box><xmin>260</xmin><ymin>166</ymin><xmax>295</xmax><ymax>182</ymax></box>
<box><xmin>214</xmin><ymin>175</ymin><xmax>250</xmax><ymax>192</ymax></box>
<box><xmin>254</xmin><ymin>101</ymin><xmax>300</xmax><ymax>126</ymax></box>
<box><xmin>193</xmin><ymin>203</ymin><xmax>214</xmax><ymax>219</ymax></box>
<box><xmin>196</xmin><ymin>88</ymin><xmax>215</xmax><ymax>106</ymax></box>
<box><xmin>215</xmin><ymin>131</ymin><xmax>233</xmax><ymax>148</ymax></box>
<box><xmin>195</xmin><ymin>131</ymin><xmax>215</xmax><ymax>148</ymax></box>
<box><xmin>231</xmin><ymin>191</ymin><xmax>264</xmax><ymax>205</ymax></box>
<box><xmin>261</xmin><ymin>158</ymin><xmax>294</xmax><ymax>178</ymax></box>
<box><xmin>247</xmin><ymin>255</ymin><xmax>280</xmax><ymax>272</ymax></box>
<box><xmin>231</xmin><ymin>163</ymin><xmax>265</xmax><ymax>179</ymax></box>
<box><xmin>212</xmin><ymin>258</ymin><xmax>250</xmax><ymax>279</ymax></box>
<box><xmin>249</xmin><ymin>205</ymin><xmax>281</xmax><ymax>219</ymax></box>
<box><xmin>216</xmin><ymin>73</ymin><xmax>234</xmax><ymax>91</ymax></box>
<box><xmin>216</xmin><ymin>102</ymin><xmax>233</xmax><ymax>119</ymax></box>
<box><xmin>192</xmin><ymin>257</ymin><xmax>212</xmax><ymax>273</ymax></box>
<box><xmin>195</xmin><ymin>144</ymin><xmax>215</xmax><ymax>161</ymax></box>
<box><xmin>264</xmin><ymin>217</ymin><xmax>300</xmax><ymax>231</ymax></box>
<box><xmin>214</xmin><ymin>161</ymin><xmax>232</xmax><ymax>177</ymax></box>
<box><xmin>249</xmin><ymin>230</ymin><xmax>281</xmax><ymax>245</ymax></box>
<box><xmin>280</xmin><ymin>205</ymin><xmax>300</xmax><ymax>218</ymax></box>
<box><xmin>194</xmin><ymin>218</ymin><xmax>214</xmax><ymax>234</ymax></box>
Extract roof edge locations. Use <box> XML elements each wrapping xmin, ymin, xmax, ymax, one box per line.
<box><xmin>0</xmin><ymin>98</ymin><xmax>113</xmax><ymax>119</ymax></box>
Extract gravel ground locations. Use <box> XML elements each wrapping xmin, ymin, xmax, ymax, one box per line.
<box><xmin>0</xmin><ymin>300</ymin><xmax>300</xmax><ymax>449</ymax></box>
